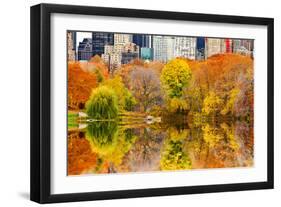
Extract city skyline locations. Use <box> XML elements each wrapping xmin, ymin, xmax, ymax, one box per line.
<box><xmin>67</xmin><ymin>31</ymin><xmax>254</xmax><ymax>72</ymax></box>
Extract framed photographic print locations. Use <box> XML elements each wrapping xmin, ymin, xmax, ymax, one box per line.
<box><xmin>30</xmin><ymin>3</ymin><xmax>274</xmax><ymax>203</ymax></box>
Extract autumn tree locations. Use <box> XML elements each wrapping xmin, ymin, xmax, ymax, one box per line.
<box><xmin>89</xmin><ymin>54</ymin><xmax>103</xmax><ymax>63</ymax></box>
<box><xmin>68</xmin><ymin>131</ymin><xmax>98</xmax><ymax>175</ymax></box>
<box><xmin>160</xmin><ymin>128</ymin><xmax>191</xmax><ymax>170</ymax></box>
<box><xmin>117</xmin><ymin>60</ymin><xmax>164</xmax><ymax>89</ymax></box>
<box><xmin>221</xmin><ymin>88</ymin><xmax>240</xmax><ymax>115</ymax></box>
<box><xmin>103</xmin><ymin>75</ymin><xmax>136</xmax><ymax>111</ymax></box>
<box><xmin>161</xmin><ymin>59</ymin><xmax>192</xmax><ymax>98</ymax></box>
<box><xmin>68</xmin><ymin>62</ymin><xmax>97</xmax><ymax>110</ymax></box>
<box><xmin>80</xmin><ymin>55</ymin><xmax>109</xmax><ymax>81</ymax></box>
<box><xmin>119</xmin><ymin>128</ymin><xmax>165</xmax><ymax>172</ymax></box>
<box><xmin>202</xmin><ymin>91</ymin><xmax>223</xmax><ymax>116</ymax></box>
<box><xmin>184</xmin><ymin>54</ymin><xmax>253</xmax><ymax>118</ymax></box>
<box><xmin>202</xmin><ymin>124</ymin><xmax>224</xmax><ymax>148</ymax></box>
<box><xmin>160</xmin><ymin>59</ymin><xmax>192</xmax><ymax>113</ymax></box>
<box><xmin>129</xmin><ymin>67</ymin><xmax>162</xmax><ymax>112</ymax></box>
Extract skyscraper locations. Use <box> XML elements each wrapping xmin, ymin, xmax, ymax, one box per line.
<box><xmin>121</xmin><ymin>43</ymin><xmax>139</xmax><ymax>64</ymax></box>
<box><xmin>205</xmin><ymin>38</ymin><xmax>225</xmax><ymax>58</ymax></box>
<box><xmin>153</xmin><ymin>36</ymin><xmax>175</xmax><ymax>62</ymax></box>
<box><xmin>174</xmin><ymin>37</ymin><xmax>196</xmax><ymax>60</ymax></box>
<box><xmin>92</xmin><ymin>32</ymin><xmax>114</xmax><ymax>56</ymax></box>
<box><xmin>77</xmin><ymin>38</ymin><xmax>93</xmax><ymax>61</ymax></box>
<box><xmin>196</xmin><ymin>37</ymin><xmax>205</xmax><ymax>60</ymax></box>
<box><xmin>232</xmin><ymin>39</ymin><xmax>254</xmax><ymax>56</ymax></box>
<box><xmin>114</xmin><ymin>34</ymin><xmax>133</xmax><ymax>45</ymax></box>
<box><xmin>166</xmin><ymin>37</ymin><xmax>175</xmax><ymax>61</ymax></box>
<box><xmin>102</xmin><ymin>44</ymin><xmax>123</xmax><ymax>72</ymax></box>
<box><xmin>102</xmin><ymin>43</ymin><xmax>139</xmax><ymax>73</ymax></box>
<box><xmin>225</xmin><ymin>38</ymin><xmax>233</xmax><ymax>53</ymax></box>
<box><xmin>133</xmin><ymin>34</ymin><xmax>152</xmax><ymax>48</ymax></box>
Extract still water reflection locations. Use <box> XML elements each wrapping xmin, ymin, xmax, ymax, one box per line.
<box><xmin>67</xmin><ymin>120</ymin><xmax>253</xmax><ymax>175</ymax></box>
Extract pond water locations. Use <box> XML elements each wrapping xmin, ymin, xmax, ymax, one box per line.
<box><xmin>67</xmin><ymin>119</ymin><xmax>253</xmax><ymax>175</ymax></box>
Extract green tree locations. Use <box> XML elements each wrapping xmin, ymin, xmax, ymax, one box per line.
<box><xmin>124</xmin><ymin>90</ymin><xmax>137</xmax><ymax>111</ymax></box>
<box><xmin>86</xmin><ymin>86</ymin><xmax>118</xmax><ymax>119</ymax></box>
<box><xmin>86</xmin><ymin>121</ymin><xmax>119</xmax><ymax>156</ymax></box>
<box><xmin>86</xmin><ymin>122</ymin><xmax>138</xmax><ymax>172</ymax></box>
<box><xmin>103</xmin><ymin>75</ymin><xmax>136</xmax><ymax>111</ymax></box>
<box><xmin>160</xmin><ymin>59</ymin><xmax>192</xmax><ymax>98</ymax></box>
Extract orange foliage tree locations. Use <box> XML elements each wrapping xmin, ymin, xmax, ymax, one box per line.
<box><xmin>80</xmin><ymin>55</ymin><xmax>109</xmax><ymax>82</ymax></box>
<box><xmin>68</xmin><ymin>62</ymin><xmax>97</xmax><ymax>110</ymax></box>
<box><xmin>68</xmin><ymin>131</ymin><xmax>98</xmax><ymax>175</ymax></box>
<box><xmin>184</xmin><ymin>54</ymin><xmax>253</xmax><ymax>118</ymax></box>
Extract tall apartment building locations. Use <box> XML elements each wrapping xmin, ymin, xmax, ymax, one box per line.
<box><xmin>77</xmin><ymin>38</ymin><xmax>93</xmax><ymax>61</ymax></box>
<box><xmin>133</xmin><ymin>34</ymin><xmax>152</xmax><ymax>48</ymax></box>
<box><xmin>205</xmin><ymin>38</ymin><xmax>226</xmax><ymax>58</ymax></box>
<box><xmin>196</xmin><ymin>37</ymin><xmax>206</xmax><ymax>60</ymax></box>
<box><xmin>102</xmin><ymin>44</ymin><xmax>123</xmax><ymax>71</ymax></box>
<box><xmin>67</xmin><ymin>31</ymin><xmax>76</xmax><ymax>61</ymax></box>
<box><xmin>232</xmin><ymin>39</ymin><xmax>254</xmax><ymax>56</ymax></box>
<box><xmin>153</xmin><ymin>36</ymin><xmax>165</xmax><ymax>62</ymax></box>
<box><xmin>109</xmin><ymin>53</ymin><xmax>122</xmax><ymax>71</ymax></box>
<box><xmin>121</xmin><ymin>43</ymin><xmax>139</xmax><ymax>64</ymax></box>
<box><xmin>174</xmin><ymin>37</ymin><xmax>196</xmax><ymax>60</ymax></box>
<box><xmin>153</xmin><ymin>36</ymin><xmax>175</xmax><ymax>62</ymax></box>
<box><xmin>102</xmin><ymin>42</ymin><xmax>139</xmax><ymax>72</ymax></box>
<box><xmin>92</xmin><ymin>32</ymin><xmax>114</xmax><ymax>56</ymax></box>
<box><xmin>166</xmin><ymin>37</ymin><xmax>175</xmax><ymax>61</ymax></box>
<box><xmin>225</xmin><ymin>38</ymin><xmax>233</xmax><ymax>53</ymax></box>
<box><xmin>114</xmin><ymin>34</ymin><xmax>133</xmax><ymax>45</ymax></box>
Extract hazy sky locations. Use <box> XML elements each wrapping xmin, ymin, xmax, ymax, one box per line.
<box><xmin>76</xmin><ymin>32</ymin><xmax>92</xmax><ymax>50</ymax></box>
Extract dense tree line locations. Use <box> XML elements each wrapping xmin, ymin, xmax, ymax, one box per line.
<box><xmin>68</xmin><ymin>53</ymin><xmax>253</xmax><ymax>121</ymax></box>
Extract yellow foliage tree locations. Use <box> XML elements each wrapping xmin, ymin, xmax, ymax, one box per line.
<box><xmin>160</xmin><ymin>128</ymin><xmax>191</xmax><ymax>171</ymax></box>
<box><xmin>102</xmin><ymin>75</ymin><xmax>136</xmax><ymax>111</ymax></box>
<box><xmin>161</xmin><ymin>59</ymin><xmax>192</xmax><ymax>98</ymax></box>
<box><xmin>221</xmin><ymin>88</ymin><xmax>240</xmax><ymax>115</ymax></box>
<box><xmin>168</xmin><ymin>98</ymin><xmax>189</xmax><ymax>113</ymax></box>
<box><xmin>202</xmin><ymin>91</ymin><xmax>223</xmax><ymax>115</ymax></box>
<box><xmin>202</xmin><ymin>124</ymin><xmax>224</xmax><ymax>148</ymax></box>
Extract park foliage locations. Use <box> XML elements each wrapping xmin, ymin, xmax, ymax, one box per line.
<box><xmin>68</xmin><ymin>53</ymin><xmax>253</xmax><ymax>120</ymax></box>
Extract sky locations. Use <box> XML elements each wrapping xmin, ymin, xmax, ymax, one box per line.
<box><xmin>76</xmin><ymin>32</ymin><xmax>92</xmax><ymax>50</ymax></box>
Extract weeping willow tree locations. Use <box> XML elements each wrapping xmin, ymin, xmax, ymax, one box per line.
<box><xmin>86</xmin><ymin>121</ymin><xmax>119</xmax><ymax>156</ymax></box>
<box><xmin>86</xmin><ymin>86</ymin><xmax>118</xmax><ymax>119</ymax></box>
<box><xmin>85</xmin><ymin>121</ymin><xmax>138</xmax><ymax>171</ymax></box>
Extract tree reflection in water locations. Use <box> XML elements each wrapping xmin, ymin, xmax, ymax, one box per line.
<box><xmin>67</xmin><ymin>120</ymin><xmax>253</xmax><ymax>175</ymax></box>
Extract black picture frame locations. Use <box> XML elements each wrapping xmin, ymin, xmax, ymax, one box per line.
<box><xmin>30</xmin><ymin>3</ymin><xmax>274</xmax><ymax>204</ymax></box>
